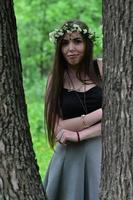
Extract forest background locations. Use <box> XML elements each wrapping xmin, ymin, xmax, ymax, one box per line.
<box><xmin>14</xmin><ymin>0</ymin><xmax>102</xmax><ymax>179</ymax></box>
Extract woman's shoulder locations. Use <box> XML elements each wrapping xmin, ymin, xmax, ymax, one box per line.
<box><xmin>93</xmin><ymin>58</ymin><xmax>103</xmax><ymax>77</ymax></box>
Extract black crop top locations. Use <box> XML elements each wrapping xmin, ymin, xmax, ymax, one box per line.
<box><xmin>60</xmin><ymin>86</ymin><xmax>102</xmax><ymax>120</ymax></box>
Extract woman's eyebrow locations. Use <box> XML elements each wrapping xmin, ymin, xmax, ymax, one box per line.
<box><xmin>73</xmin><ymin>37</ymin><xmax>82</xmax><ymax>39</ymax></box>
<box><xmin>63</xmin><ymin>37</ymin><xmax>82</xmax><ymax>40</ymax></box>
<box><xmin>62</xmin><ymin>38</ymin><xmax>69</xmax><ymax>41</ymax></box>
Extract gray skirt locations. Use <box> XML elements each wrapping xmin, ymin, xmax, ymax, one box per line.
<box><xmin>44</xmin><ymin>136</ymin><xmax>102</xmax><ymax>200</ymax></box>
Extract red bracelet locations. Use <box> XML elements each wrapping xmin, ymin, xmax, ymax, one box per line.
<box><xmin>76</xmin><ymin>131</ymin><xmax>80</xmax><ymax>142</ymax></box>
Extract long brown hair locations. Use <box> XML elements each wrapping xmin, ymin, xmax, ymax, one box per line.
<box><xmin>45</xmin><ymin>19</ymin><xmax>101</xmax><ymax>148</ymax></box>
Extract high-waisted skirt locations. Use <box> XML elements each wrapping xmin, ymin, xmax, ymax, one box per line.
<box><xmin>44</xmin><ymin>136</ymin><xmax>102</xmax><ymax>200</ymax></box>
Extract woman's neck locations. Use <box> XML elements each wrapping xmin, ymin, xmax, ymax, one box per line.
<box><xmin>67</xmin><ymin>65</ymin><xmax>86</xmax><ymax>81</ymax></box>
<box><xmin>67</xmin><ymin>64</ymin><xmax>78</xmax><ymax>73</ymax></box>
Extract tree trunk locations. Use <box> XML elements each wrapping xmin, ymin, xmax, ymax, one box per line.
<box><xmin>0</xmin><ymin>1</ymin><xmax>46</xmax><ymax>199</ymax></box>
<box><xmin>100</xmin><ymin>0</ymin><xmax>133</xmax><ymax>199</ymax></box>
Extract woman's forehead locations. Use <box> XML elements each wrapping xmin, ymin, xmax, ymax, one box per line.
<box><xmin>63</xmin><ymin>32</ymin><xmax>82</xmax><ymax>40</ymax></box>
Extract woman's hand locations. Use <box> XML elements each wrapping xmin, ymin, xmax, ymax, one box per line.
<box><xmin>56</xmin><ymin>128</ymin><xmax>78</xmax><ymax>144</ymax></box>
<box><xmin>56</xmin><ymin>122</ymin><xmax>101</xmax><ymax>144</ymax></box>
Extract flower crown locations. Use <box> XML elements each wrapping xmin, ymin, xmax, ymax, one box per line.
<box><xmin>49</xmin><ymin>23</ymin><xmax>96</xmax><ymax>44</ymax></box>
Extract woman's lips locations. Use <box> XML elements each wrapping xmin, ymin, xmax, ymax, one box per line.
<box><xmin>67</xmin><ymin>54</ymin><xmax>79</xmax><ymax>58</ymax></box>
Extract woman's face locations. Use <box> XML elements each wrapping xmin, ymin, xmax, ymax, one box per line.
<box><xmin>61</xmin><ymin>32</ymin><xmax>86</xmax><ymax>67</ymax></box>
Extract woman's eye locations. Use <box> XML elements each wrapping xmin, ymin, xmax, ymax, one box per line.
<box><xmin>74</xmin><ymin>39</ymin><xmax>82</xmax><ymax>44</ymax></box>
<box><xmin>62</xmin><ymin>40</ymin><xmax>69</xmax><ymax>45</ymax></box>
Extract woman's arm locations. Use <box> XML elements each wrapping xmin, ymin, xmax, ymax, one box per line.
<box><xmin>56</xmin><ymin>122</ymin><xmax>101</xmax><ymax>144</ymax></box>
<box><xmin>55</xmin><ymin>108</ymin><xmax>102</xmax><ymax>133</ymax></box>
<box><xmin>78</xmin><ymin>122</ymin><xmax>101</xmax><ymax>140</ymax></box>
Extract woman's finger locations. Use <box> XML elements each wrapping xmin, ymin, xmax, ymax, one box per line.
<box><xmin>56</xmin><ymin>129</ymin><xmax>64</xmax><ymax>141</ymax></box>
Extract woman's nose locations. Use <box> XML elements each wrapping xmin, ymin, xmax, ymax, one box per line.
<box><xmin>68</xmin><ymin>42</ymin><xmax>75</xmax><ymax>51</ymax></box>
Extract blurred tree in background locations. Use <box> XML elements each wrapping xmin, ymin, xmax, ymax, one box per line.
<box><xmin>13</xmin><ymin>0</ymin><xmax>102</xmax><ymax>178</ymax></box>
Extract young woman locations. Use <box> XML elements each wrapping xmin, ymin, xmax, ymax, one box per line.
<box><xmin>44</xmin><ymin>19</ymin><xmax>103</xmax><ymax>200</ymax></box>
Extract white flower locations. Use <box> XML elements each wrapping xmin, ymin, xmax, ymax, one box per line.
<box><xmin>83</xmin><ymin>29</ymin><xmax>87</xmax><ymax>34</ymax></box>
<box><xmin>73</xmin><ymin>24</ymin><xmax>79</xmax><ymax>28</ymax></box>
<box><xmin>77</xmin><ymin>27</ymin><xmax>82</xmax><ymax>32</ymax></box>
<box><xmin>66</xmin><ymin>30</ymin><xmax>71</xmax><ymax>33</ymax></box>
<box><xmin>55</xmin><ymin>28</ymin><xmax>59</xmax><ymax>32</ymax></box>
<box><xmin>73</xmin><ymin>24</ymin><xmax>82</xmax><ymax>32</ymax></box>
<box><xmin>49</xmin><ymin>32</ymin><xmax>55</xmax><ymax>43</ymax></box>
<box><xmin>58</xmin><ymin>31</ymin><xmax>64</xmax><ymax>36</ymax></box>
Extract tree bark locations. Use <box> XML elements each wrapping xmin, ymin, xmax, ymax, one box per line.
<box><xmin>0</xmin><ymin>1</ymin><xmax>46</xmax><ymax>199</ymax></box>
<box><xmin>100</xmin><ymin>0</ymin><xmax>133</xmax><ymax>199</ymax></box>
